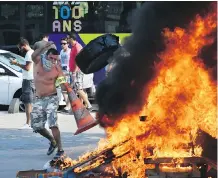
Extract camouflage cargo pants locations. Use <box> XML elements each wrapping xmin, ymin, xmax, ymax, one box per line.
<box><xmin>31</xmin><ymin>94</ymin><xmax>59</xmax><ymax>132</ymax></box>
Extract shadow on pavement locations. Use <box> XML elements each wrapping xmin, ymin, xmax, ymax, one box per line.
<box><xmin>0</xmin><ymin>128</ymin><xmax>105</xmax><ymax>178</ymax></box>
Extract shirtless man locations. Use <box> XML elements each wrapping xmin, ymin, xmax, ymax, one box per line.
<box><xmin>31</xmin><ymin>44</ymin><xmax>64</xmax><ymax>157</ymax></box>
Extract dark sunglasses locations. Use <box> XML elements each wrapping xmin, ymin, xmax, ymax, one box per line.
<box><xmin>60</xmin><ymin>43</ymin><xmax>67</xmax><ymax>45</ymax></box>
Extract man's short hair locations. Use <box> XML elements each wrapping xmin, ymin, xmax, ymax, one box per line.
<box><xmin>39</xmin><ymin>33</ymin><xmax>49</xmax><ymax>40</ymax></box>
<box><xmin>46</xmin><ymin>48</ymin><xmax>59</xmax><ymax>56</ymax></box>
<box><xmin>67</xmin><ymin>32</ymin><xmax>77</xmax><ymax>41</ymax></box>
<box><xmin>61</xmin><ymin>37</ymin><xmax>68</xmax><ymax>42</ymax></box>
<box><xmin>18</xmin><ymin>37</ymin><xmax>29</xmax><ymax>47</ymax></box>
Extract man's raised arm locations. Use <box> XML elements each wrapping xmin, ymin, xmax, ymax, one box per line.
<box><xmin>31</xmin><ymin>42</ymin><xmax>55</xmax><ymax>63</ymax></box>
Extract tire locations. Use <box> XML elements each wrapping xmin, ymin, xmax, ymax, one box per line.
<box><xmin>75</xmin><ymin>34</ymin><xmax>120</xmax><ymax>74</ymax></box>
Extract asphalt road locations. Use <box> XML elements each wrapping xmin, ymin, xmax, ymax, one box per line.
<box><xmin>0</xmin><ymin>109</ymin><xmax>105</xmax><ymax>178</ymax></box>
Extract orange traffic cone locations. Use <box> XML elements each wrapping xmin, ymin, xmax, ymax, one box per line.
<box><xmin>63</xmin><ymin>83</ymin><xmax>98</xmax><ymax>135</ymax></box>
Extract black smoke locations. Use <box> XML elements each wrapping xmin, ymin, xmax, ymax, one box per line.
<box><xmin>96</xmin><ymin>2</ymin><xmax>216</xmax><ymax>125</ymax></box>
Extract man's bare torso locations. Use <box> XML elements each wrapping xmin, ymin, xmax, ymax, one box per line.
<box><xmin>34</xmin><ymin>60</ymin><xmax>59</xmax><ymax>97</ymax></box>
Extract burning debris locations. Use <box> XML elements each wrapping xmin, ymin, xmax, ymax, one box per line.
<box><xmin>41</xmin><ymin>140</ymin><xmax>217</xmax><ymax>177</ymax></box>
<box><xmin>139</xmin><ymin>116</ymin><xmax>147</xmax><ymax>122</ymax></box>
<box><xmin>48</xmin><ymin>139</ymin><xmax>131</xmax><ymax>173</ymax></box>
<box><xmin>72</xmin><ymin>2</ymin><xmax>217</xmax><ymax>177</ymax></box>
<box><xmin>144</xmin><ymin>157</ymin><xmax>217</xmax><ymax>178</ymax></box>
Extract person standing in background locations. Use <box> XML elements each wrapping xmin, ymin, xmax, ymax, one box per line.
<box><xmin>60</xmin><ymin>38</ymin><xmax>71</xmax><ymax>71</ymax></box>
<box><xmin>10</xmin><ymin>38</ymin><xmax>34</xmax><ymax>129</ymax></box>
<box><xmin>33</xmin><ymin>33</ymin><xmax>57</xmax><ymax>50</ymax></box>
<box><xmin>59</xmin><ymin>38</ymin><xmax>71</xmax><ymax>113</ymax></box>
<box><xmin>67</xmin><ymin>33</ymin><xmax>93</xmax><ymax>111</ymax></box>
<box><xmin>81</xmin><ymin>73</ymin><xmax>95</xmax><ymax>108</ymax></box>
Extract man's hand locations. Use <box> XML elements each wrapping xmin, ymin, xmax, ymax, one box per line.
<box><xmin>70</xmin><ymin>72</ymin><xmax>76</xmax><ymax>83</ymax></box>
<box><xmin>55</xmin><ymin>62</ymin><xmax>67</xmax><ymax>91</ymax></box>
<box><xmin>55</xmin><ymin>59</ymin><xmax>64</xmax><ymax>77</ymax></box>
<box><xmin>10</xmin><ymin>59</ymin><xmax>17</xmax><ymax>65</ymax></box>
<box><xmin>45</xmin><ymin>42</ymin><xmax>55</xmax><ymax>48</ymax></box>
<box><xmin>74</xmin><ymin>66</ymin><xmax>79</xmax><ymax>72</ymax></box>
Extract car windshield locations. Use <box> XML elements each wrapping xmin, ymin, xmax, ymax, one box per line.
<box><xmin>0</xmin><ymin>51</ymin><xmax>25</xmax><ymax>72</ymax></box>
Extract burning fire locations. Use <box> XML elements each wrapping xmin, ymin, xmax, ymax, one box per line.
<box><xmin>52</xmin><ymin>4</ymin><xmax>217</xmax><ymax>178</ymax></box>
<box><xmin>100</xmin><ymin>4</ymin><xmax>217</xmax><ymax>177</ymax></box>
<box><xmin>159</xmin><ymin>163</ymin><xmax>193</xmax><ymax>173</ymax></box>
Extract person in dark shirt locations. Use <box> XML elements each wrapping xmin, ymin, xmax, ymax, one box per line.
<box><xmin>33</xmin><ymin>33</ymin><xmax>57</xmax><ymax>51</ymax></box>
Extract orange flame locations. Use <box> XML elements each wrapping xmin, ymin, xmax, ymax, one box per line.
<box><xmin>56</xmin><ymin>4</ymin><xmax>217</xmax><ymax>178</ymax></box>
<box><xmin>101</xmin><ymin>4</ymin><xmax>217</xmax><ymax>177</ymax></box>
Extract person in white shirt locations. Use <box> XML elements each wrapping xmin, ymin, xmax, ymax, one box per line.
<box><xmin>10</xmin><ymin>38</ymin><xmax>34</xmax><ymax>129</ymax></box>
<box><xmin>59</xmin><ymin>38</ymin><xmax>71</xmax><ymax>112</ymax></box>
<box><xmin>60</xmin><ymin>38</ymin><xmax>71</xmax><ymax>71</ymax></box>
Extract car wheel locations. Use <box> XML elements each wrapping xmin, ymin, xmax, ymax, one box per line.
<box><xmin>19</xmin><ymin>95</ymin><xmax>25</xmax><ymax>112</ymax></box>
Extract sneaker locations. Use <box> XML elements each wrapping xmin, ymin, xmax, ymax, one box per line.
<box><xmin>60</xmin><ymin>108</ymin><xmax>70</xmax><ymax>114</ymax></box>
<box><xmin>19</xmin><ymin>124</ymin><xmax>32</xmax><ymax>130</ymax></box>
<box><xmin>47</xmin><ymin>142</ymin><xmax>57</xmax><ymax>155</ymax></box>
<box><xmin>53</xmin><ymin>150</ymin><xmax>65</xmax><ymax>159</ymax></box>
<box><xmin>87</xmin><ymin>107</ymin><xmax>93</xmax><ymax>112</ymax></box>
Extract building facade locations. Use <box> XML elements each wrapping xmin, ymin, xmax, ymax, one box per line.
<box><xmin>0</xmin><ymin>1</ymin><xmax>142</xmax><ymax>46</ymax></box>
